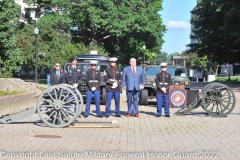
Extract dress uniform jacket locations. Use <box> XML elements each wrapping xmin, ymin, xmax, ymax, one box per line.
<box><xmin>155</xmin><ymin>71</ymin><xmax>172</xmax><ymax>94</ymax></box>
<box><xmin>65</xmin><ymin>66</ymin><xmax>83</xmax><ymax>85</ymax></box>
<box><xmin>105</xmin><ymin>66</ymin><xmax>122</xmax><ymax>92</ymax></box>
<box><xmin>86</xmin><ymin>69</ymin><xmax>101</xmax><ymax>91</ymax></box>
<box><xmin>50</xmin><ymin>70</ymin><xmax>66</xmax><ymax>85</ymax></box>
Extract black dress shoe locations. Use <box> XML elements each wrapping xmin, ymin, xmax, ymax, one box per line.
<box><xmin>97</xmin><ymin>115</ymin><xmax>103</xmax><ymax>118</ymax></box>
<box><xmin>115</xmin><ymin>115</ymin><xmax>121</xmax><ymax>117</ymax></box>
<box><xmin>156</xmin><ymin>115</ymin><xmax>161</xmax><ymax>117</ymax></box>
<box><xmin>165</xmin><ymin>115</ymin><xmax>170</xmax><ymax>117</ymax></box>
<box><xmin>84</xmin><ymin>115</ymin><xmax>89</xmax><ymax>118</ymax></box>
<box><xmin>105</xmin><ymin>115</ymin><xmax>109</xmax><ymax>118</ymax></box>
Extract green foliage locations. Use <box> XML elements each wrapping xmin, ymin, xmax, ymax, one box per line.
<box><xmin>0</xmin><ymin>89</ymin><xmax>23</xmax><ymax>97</ymax></box>
<box><xmin>156</xmin><ymin>51</ymin><xmax>168</xmax><ymax>64</ymax></box>
<box><xmin>12</xmin><ymin>0</ymin><xmax>165</xmax><ymax>71</ymax></box>
<box><xmin>15</xmin><ymin>13</ymin><xmax>108</xmax><ymax>70</ymax></box>
<box><xmin>189</xmin><ymin>0</ymin><xmax>240</xmax><ymax>64</ymax></box>
<box><xmin>70</xmin><ymin>0</ymin><xmax>166</xmax><ymax>66</ymax></box>
<box><xmin>215</xmin><ymin>76</ymin><xmax>240</xmax><ymax>82</ymax></box>
<box><xmin>0</xmin><ymin>72</ymin><xmax>13</xmax><ymax>78</ymax></box>
<box><xmin>0</xmin><ymin>0</ymin><xmax>24</xmax><ymax>75</ymax></box>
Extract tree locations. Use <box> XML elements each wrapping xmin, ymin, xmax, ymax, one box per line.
<box><xmin>0</xmin><ymin>0</ymin><xmax>24</xmax><ymax>75</ymax></box>
<box><xmin>156</xmin><ymin>51</ymin><xmax>168</xmax><ymax>64</ymax></box>
<box><xmin>188</xmin><ymin>0</ymin><xmax>240</xmax><ymax>64</ymax></box>
<box><xmin>15</xmin><ymin>14</ymin><xmax>108</xmax><ymax>71</ymax></box>
<box><xmin>70</xmin><ymin>0</ymin><xmax>166</xmax><ymax>65</ymax></box>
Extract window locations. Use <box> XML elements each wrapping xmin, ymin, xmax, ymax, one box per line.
<box><xmin>35</xmin><ymin>9</ymin><xmax>40</xmax><ymax>18</ymax></box>
<box><xmin>25</xmin><ymin>8</ymin><xmax>31</xmax><ymax>18</ymax></box>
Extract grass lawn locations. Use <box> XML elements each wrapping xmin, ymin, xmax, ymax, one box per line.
<box><xmin>0</xmin><ymin>90</ymin><xmax>23</xmax><ymax>97</ymax></box>
<box><xmin>215</xmin><ymin>76</ymin><xmax>240</xmax><ymax>82</ymax></box>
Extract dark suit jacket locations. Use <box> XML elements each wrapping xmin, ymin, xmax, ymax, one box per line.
<box><xmin>50</xmin><ymin>70</ymin><xmax>66</xmax><ymax>85</ymax></box>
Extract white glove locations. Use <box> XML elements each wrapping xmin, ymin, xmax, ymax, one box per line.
<box><xmin>111</xmin><ymin>82</ymin><xmax>118</xmax><ymax>89</ymax></box>
<box><xmin>91</xmin><ymin>87</ymin><xmax>96</xmax><ymax>91</ymax></box>
<box><xmin>162</xmin><ymin>87</ymin><xmax>166</xmax><ymax>93</ymax></box>
<box><xmin>139</xmin><ymin>84</ymin><xmax>144</xmax><ymax>89</ymax></box>
<box><xmin>73</xmin><ymin>83</ymin><xmax>78</xmax><ymax>88</ymax></box>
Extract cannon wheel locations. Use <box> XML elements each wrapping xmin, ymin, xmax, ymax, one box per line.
<box><xmin>200</xmin><ymin>83</ymin><xmax>223</xmax><ymax>111</ymax></box>
<box><xmin>202</xmin><ymin>83</ymin><xmax>236</xmax><ymax>117</ymax></box>
<box><xmin>58</xmin><ymin>84</ymin><xmax>83</xmax><ymax>117</ymax></box>
<box><xmin>37</xmin><ymin>85</ymin><xmax>79</xmax><ymax>128</ymax></box>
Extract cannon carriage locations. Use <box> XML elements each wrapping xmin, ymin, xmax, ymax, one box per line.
<box><xmin>0</xmin><ymin>84</ymin><xmax>84</xmax><ymax>128</ymax></box>
<box><xmin>175</xmin><ymin>83</ymin><xmax>236</xmax><ymax>117</ymax></box>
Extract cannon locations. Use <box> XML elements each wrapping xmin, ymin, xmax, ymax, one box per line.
<box><xmin>175</xmin><ymin>83</ymin><xmax>236</xmax><ymax>117</ymax></box>
<box><xmin>0</xmin><ymin>84</ymin><xmax>83</xmax><ymax>128</ymax></box>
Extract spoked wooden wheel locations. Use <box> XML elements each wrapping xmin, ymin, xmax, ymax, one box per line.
<box><xmin>58</xmin><ymin>84</ymin><xmax>83</xmax><ymax>117</ymax></box>
<box><xmin>201</xmin><ymin>82</ymin><xmax>222</xmax><ymax>111</ymax></box>
<box><xmin>37</xmin><ymin>85</ymin><xmax>79</xmax><ymax>127</ymax></box>
<box><xmin>202</xmin><ymin>83</ymin><xmax>236</xmax><ymax>117</ymax></box>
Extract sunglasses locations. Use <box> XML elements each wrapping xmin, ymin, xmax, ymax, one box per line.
<box><xmin>91</xmin><ymin>64</ymin><xmax>97</xmax><ymax>66</ymax></box>
<box><xmin>110</xmin><ymin>61</ymin><xmax>116</xmax><ymax>63</ymax></box>
<box><xmin>161</xmin><ymin>66</ymin><xmax>167</xmax><ymax>68</ymax></box>
<box><xmin>55</xmin><ymin>65</ymin><xmax>61</xmax><ymax>67</ymax></box>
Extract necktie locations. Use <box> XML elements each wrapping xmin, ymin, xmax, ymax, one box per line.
<box><xmin>132</xmin><ymin>67</ymin><xmax>136</xmax><ymax>76</ymax></box>
<box><xmin>56</xmin><ymin>71</ymin><xmax>60</xmax><ymax>82</ymax></box>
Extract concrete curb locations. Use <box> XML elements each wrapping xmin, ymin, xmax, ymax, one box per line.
<box><xmin>0</xmin><ymin>78</ymin><xmax>41</xmax><ymax>107</ymax></box>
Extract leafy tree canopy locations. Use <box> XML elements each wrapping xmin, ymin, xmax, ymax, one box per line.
<box><xmin>188</xmin><ymin>0</ymin><xmax>240</xmax><ymax>64</ymax></box>
<box><xmin>0</xmin><ymin>0</ymin><xmax>24</xmax><ymax>74</ymax></box>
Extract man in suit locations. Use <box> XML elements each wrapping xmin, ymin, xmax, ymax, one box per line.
<box><xmin>122</xmin><ymin>58</ymin><xmax>146</xmax><ymax>117</ymax></box>
<box><xmin>50</xmin><ymin>62</ymin><xmax>66</xmax><ymax>85</ymax></box>
<box><xmin>104</xmin><ymin>57</ymin><xmax>122</xmax><ymax>118</ymax></box>
<box><xmin>155</xmin><ymin>62</ymin><xmax>171</xmax><ymax>117</ymax></box>
<box><xmin>84</xmin><ymin>60</ymin><xmax>103</xmax><ymax>118</ymax></box>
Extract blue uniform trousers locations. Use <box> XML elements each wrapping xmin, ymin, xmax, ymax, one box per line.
<box><xmin>105</xmin><ymin>91</ymin><xmax>120</xmax><ymax>116</ymax></box>
<box><xmin>85</xmin><ymin>90</ymin><xmax>101</xmax><ymax>116</ymax></box>
<box><xmin>127</xmin><ymin>88</ymin><xmax>140</xmax><ymax>115</ymax></box>
<box><xmin>156</xmin><ymin>93</ymin><xmax>170</xmax><ymax>116</ymax></box>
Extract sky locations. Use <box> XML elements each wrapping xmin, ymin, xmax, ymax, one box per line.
<box><xmin>159</xmin><ymin>0</ymin><xmax>197</xmax><ymax>54</ymax></box>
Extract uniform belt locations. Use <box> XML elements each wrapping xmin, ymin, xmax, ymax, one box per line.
<box><xmin>159</xmin><ymin>83</ymin><xmax>168</xmax><ymax>85</ymax></box>
<box><xmin>89</xmin><ymin>80</ymin><xmax>98</xmax><ymax>82</ymax></box>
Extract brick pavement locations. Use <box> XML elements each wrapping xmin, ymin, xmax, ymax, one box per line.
<box><xmin>0</xmin><ymin>89</ymin><xmax>240</xmax><ymax>160</ymax></box>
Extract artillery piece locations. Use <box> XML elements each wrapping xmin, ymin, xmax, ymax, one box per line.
<box><xmin>175</xmin><ymin>83</ymin><xmax>236</xmax><ymax>117</ymax></box>
<box><xmin>0</xmin><ymin>84</ymin><xmax>83</xmax><ymax>128</ymax></box>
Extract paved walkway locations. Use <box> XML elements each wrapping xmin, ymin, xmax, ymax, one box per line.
<box><xmin>0</xmin><ymin>88</ymin><xmax>240</xmax><ymax>160</ymax></box>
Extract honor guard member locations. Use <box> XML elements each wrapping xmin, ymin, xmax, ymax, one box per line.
<box><xmin>155</xmin><ymin>62</ymin><xmax>171</xmax><ymax>117</ymax></box>
<box><xmin>65</xmin><ymin>57</ymin><xmax>83</xmax><ymax>113</ymax></box>
<box><xmin>66</xmin><ymin>57</ymin><xmax>83</xmax><ymax>88</ymax></box>
<box><xmin>84</xmin><ymin>60</ymin><xmax>103</xmax><ymax>118</ymax></box>
<box><xmin>104</xmin><ymin>57</ymin><xmax>122</xmax><ymax>118</ymax></box>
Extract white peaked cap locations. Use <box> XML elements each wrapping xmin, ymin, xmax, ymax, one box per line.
<box><xmin>110</xmin><ymin>57</ymin><xmax>118</xmax><ymax>62</ymax></box>
<box><xmin>90</xmin><ymin>60</ymin><xmax>98</xmax><ymax>65</ymax></box>
<box><xmin>160</xmin><ymin>62</ymin><xmax>167</xmax><ymax>67</ymax></box>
